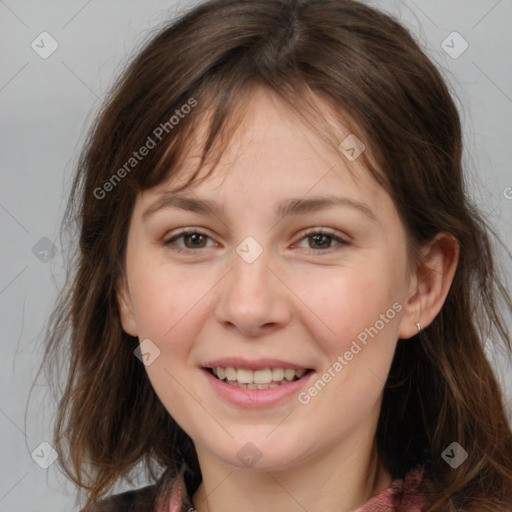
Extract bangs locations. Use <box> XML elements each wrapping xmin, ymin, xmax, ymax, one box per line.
<box><xmin>132</xmin><ymin>74</ymin><xmax>388</xmax><ymax>203</ymax></box>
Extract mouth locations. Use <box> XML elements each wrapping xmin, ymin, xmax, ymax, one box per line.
<box><xmin>203</xmin><ymin>366</ymin><xmax>314</xmax><ymax>390</ymax></box>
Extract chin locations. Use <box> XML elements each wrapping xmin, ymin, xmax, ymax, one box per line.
<box><xmin>211</xmin><ymin>436</ymin><xmax>312</xmax><ymax>473</ymax></box>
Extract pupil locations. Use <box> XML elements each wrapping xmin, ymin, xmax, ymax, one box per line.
<box><xmin>186</xmin><ymin>233</ymin><xmax>205</xmax><ymax>248</ymax></box>
<box><xmin>311</xmin><ymin>234</ymin><xmax>329</xmax><ymax>249</ymax></box>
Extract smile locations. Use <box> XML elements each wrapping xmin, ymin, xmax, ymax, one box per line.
<box><xmin>200</xmin><ymin>362</ymin><xmax>315</xmax><ymax>408</ymax></box>
<box><xmin>207</xmin><ymin>366</ymin><xmax>310</xmax><ymax>389</ymax></box>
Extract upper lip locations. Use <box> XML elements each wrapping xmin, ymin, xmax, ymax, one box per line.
<box><xmin>202</xmin><ymin>358</ymin><xmax>312</xmax><ymax>371</ymax></box>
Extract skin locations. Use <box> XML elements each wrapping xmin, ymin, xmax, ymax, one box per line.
<box><xmin>117</xmin><ymin>87</ymin><xmax>459</xmax><ymax>512</ymax></box>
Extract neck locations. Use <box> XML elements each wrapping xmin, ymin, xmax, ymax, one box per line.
<box><xmin>192</xmin><ymin>431</ymin><xmax>392</xmax><ymax>512</ymax></box>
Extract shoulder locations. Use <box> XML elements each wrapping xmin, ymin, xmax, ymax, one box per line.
<box><xmin>398</xmin><ymin>465</ymin><xmax>432</xmax><ymax>511</ymax></box>
<box><xmin>80</xmin><ymin>484</ymin><xmax>157</xmax><ymax>512</ymax></box>
<box><xmin>79</xmin><ymin>461</ymin><xmax>197</xmax><ymax>512</ymax></box>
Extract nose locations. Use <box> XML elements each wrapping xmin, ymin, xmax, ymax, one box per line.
<box><xmin>214</xmin><ymin>247</ymin><xmax>292</xmax><ymax>338</ymax></box>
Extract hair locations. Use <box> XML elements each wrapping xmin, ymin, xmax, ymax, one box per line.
<box><xmin>40</xmin><ymin>0</ymin><xmax>512</xmax><ymax>510</ymax></box>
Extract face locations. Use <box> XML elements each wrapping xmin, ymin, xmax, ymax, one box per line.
<box><xmin>117</xmin><ymin>86</ymin><xmax>415</xmax><ymax>472</ymax></box>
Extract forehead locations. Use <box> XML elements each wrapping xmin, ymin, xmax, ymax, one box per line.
<box><xmin>137</xmin><ymin>86</ymin><xmax>388</xmax><ymax>214</ymax></box>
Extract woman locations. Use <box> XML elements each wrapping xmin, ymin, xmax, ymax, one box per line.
<box><xmin>42</xmin><ymin>1</ymin><xmax>512</xmax><ymax>510</ymax></box>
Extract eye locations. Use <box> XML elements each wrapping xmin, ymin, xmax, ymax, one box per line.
<box><xmin>294</xmin><ymin>228</ymin><xmax>349</xmax><ymax>253</ymax></box>
<box><xmin>164</xmin><ymin>229</ymin><xmax>217</xmax><ymax>251</ymax></box>
<box><xmin>164</xmin><ymin>227</ymin><xmax>349</xmax><ymax>254</ymax></box>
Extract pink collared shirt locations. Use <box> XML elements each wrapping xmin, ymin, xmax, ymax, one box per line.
<box><xmin>85</xmin><ymin>464</ymin><xmax>430</xmax><ymax>511</ymax></box>
<box><xmin>156</xmin><ymin>465</ymin><xmax>429</xmax><ymax>512</ymax></box>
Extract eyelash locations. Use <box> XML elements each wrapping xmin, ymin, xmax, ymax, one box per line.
<box><xmin>164</xmin><ymin>227</ymin><xmax>350</xmax><ymax>254</ymax></box>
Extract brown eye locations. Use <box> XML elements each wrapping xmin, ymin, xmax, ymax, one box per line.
<box><xmin>308</xmin><ymin>233</ymin><xmax>334</xmax><ymax>250</ymax></box>
<box><xmin>182</xmin><ymin>233</ymin><xmax>208</xmax><ymax>249</ymax></box>
<box><xmin>295</xmin><ymin>229</ymin><xmax>349</xmax><ymax>253</ymax></box>
<box><xmin>165</xmin><ymin>229</ymin><xmax>215</xmax><ymax>251</ymax></box>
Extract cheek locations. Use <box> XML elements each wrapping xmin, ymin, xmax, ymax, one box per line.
<box><xmin>126</xmin><ymin>262</ymin><xmax>217</xmax><ymax>395</ymax></box>
<box><xmin>128</xmin><ymin>257</ymin><xmax>205</xmax><ymax>338</ymax></box>
<box><xmin>295</xmin><ymin>265</ymin><xmax>404</xmax><ymax>429</ymax></box>
<box><xmin>295</xmin><ymin>259</ymin><xmax>404</xmax><ymax>357</ymax></box>
<box><xmin>128</xmin><ymin>264</ymin><xmax>207</xmax><ymax>421</ymax></box>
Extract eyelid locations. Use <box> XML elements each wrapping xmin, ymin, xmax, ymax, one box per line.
<box><xmin>292</xmin><ymin>227</ymin><xmax>349</xmax><ymax>251</ymax></box>
<box><xmin>164</xmin><ymin>227</ymin><xmax>215</xmax><ymax>246</ymax></box>
<box><xmin>297</xmin><ymin>226</ymin><xmax>347</xmax><ymax>240</ymax></box>
<box><xmin>164</xmin><ymin>226</ymin><xmax>350</xmax><ymax>253</ymax></box>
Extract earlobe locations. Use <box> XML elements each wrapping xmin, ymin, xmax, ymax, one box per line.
<box><xmin>116</xmin><ymin>275</ymin><xmax>139</xmax><ymax>337</ymax></box>
<box><xmin>398</xmin><ymin>233</ymin><xmax>459</xmax><ymax>339</ymax></box>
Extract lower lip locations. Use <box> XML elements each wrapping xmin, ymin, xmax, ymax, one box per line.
<box><xmin>201</xmin><ymin>368</ymin><xmax>315</xmax><ymax>408</ymax></box>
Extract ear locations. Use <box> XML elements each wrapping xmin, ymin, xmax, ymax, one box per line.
<box><xmin>116</xmin><ymin>274</ymin><xmax>139</xmax><ymax>337</ymax></box>
<box><xmin>398</xmin><ymin>233</ymin><xmax>459</xmax><ymax>339</ymax></box>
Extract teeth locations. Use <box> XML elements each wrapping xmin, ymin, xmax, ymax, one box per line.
<box><xmin>272</xmin><ymin>368</ymin><xmax>284</xmax><ymax>381</ymax></box>
<box><xmin>209</xmin><ymin>366</ymin><xmax>309</xmax><ymax>387</ymax></box>
<box><xmin>237</xmin><ymin>368</ymin><xmax>253</xmax><ymax>384</ymax></box>
<box><xmin>227</xmin><ymin>380</ymin><xmax>283</xmax><ymax>389</ymax></box>
<box><xmin>254</xmin><ymin>369</ymin><xmax>272</xmax><ymax>384</ymax></box>
<box><xmin>225</xmin><ymin>367</ymin><xmax>237</xmax><ymax>380</ymax></box>
<box><xmin>284</xmin><ymin>369</ymin><xmax>295</xmax><ymax>381</ymax></box>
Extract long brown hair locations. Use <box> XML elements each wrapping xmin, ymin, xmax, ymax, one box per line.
<box><xmin>40</xmin><ymin>0</ymin><xmax>512</xmax><ymax>510</ymax></box>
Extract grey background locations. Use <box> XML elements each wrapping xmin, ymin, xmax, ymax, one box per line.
<box><xmin>1</xmin><ymin>1</ymin><xmax>511</xmax><ymax>510</ymax></box>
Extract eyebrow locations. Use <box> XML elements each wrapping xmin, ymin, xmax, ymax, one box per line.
<box><xmin>142</xmin><ymin>193</ymin><xmax>377</xmax><ymax>221</ymax></box>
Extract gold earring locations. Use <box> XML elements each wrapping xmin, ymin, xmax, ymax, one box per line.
<box><xmin>416</xmin><ymin>322</ymin><xmax>422</xmax><ymax>332</ymax></box>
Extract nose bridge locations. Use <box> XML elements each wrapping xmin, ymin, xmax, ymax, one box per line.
<box><xmin>233</xmin><ymin>235</ymin><xmax>272</xmax><ymax>290</ymax></box>
<box><xmin>229</xmin><ymin>234</ymin><xmax>276</xmax><ymax>304</ymax></box>
<box><xmin>214</xmin><ymin>234</ymin><xmax>291</xmax><ymax>334</ymax></box>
